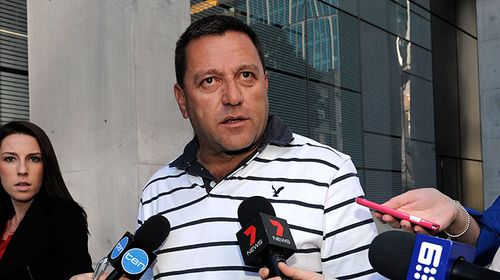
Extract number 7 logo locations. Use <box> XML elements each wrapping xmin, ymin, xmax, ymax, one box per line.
<box><xmin>269</xmin><ymin>219</ymin><xmax>284</xmax><ymax>237</ymax></box>
<box><xmin>244</xmin><ymin>225</ymin><xmax>257</xmax><ymax>246</ymax></box>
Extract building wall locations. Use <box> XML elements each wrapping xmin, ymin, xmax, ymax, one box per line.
<box><xmin>27</xmin><ymin>0</ymin><xmax>192</xmax><ymax>261</ymax></box>
<box><xmin>477</xmin><ymin>0</ymin><xmax>500</xmax><ymax>208</ymax></box>
<box><xmin>431</xmin><ymin>0</ymin><xmax>500</xmax><ymax>210</ymax></box>
<box><xmin>431</xmin><ymin>0</ymin><xmax>483</xmax><ymax>210</ymax></box>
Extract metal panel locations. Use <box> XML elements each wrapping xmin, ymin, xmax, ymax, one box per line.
<box><xmin>0</xmin><ymin>0</ymin><xmax>28</xmax><ymax>123</ymax></box>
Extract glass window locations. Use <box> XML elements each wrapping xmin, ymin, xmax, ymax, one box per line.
<box><xmin>190</xmin><ymin>0</ymin><xmax>435</xmax><ymax>202</ymax></box>
<box><xmin>0</xmin><ymin>0</ymin><xmax>29</xmax><ymax>123</ymax></box>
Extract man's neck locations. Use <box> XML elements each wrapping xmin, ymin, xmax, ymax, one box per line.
<box><xmin>198</xmin><ymin>147</ymin><xmax>258</xmax><ymax>182</ymax></box>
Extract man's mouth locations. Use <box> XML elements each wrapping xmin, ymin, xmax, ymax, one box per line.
<box><xmin>222</xmin><ymin>116</ymin><xmax>247</xmax><ymax>124</ymax></box>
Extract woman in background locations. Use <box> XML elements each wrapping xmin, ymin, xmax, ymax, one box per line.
<box><xmin>0</xmin><ymin>121</ymin><xmax>93</xmax><ymax>279</ymax></box>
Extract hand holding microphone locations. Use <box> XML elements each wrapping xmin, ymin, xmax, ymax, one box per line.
<box><xmin>92</xmin><ymin>214</ymin><xmax>171</xmax><ymax>280</ymax></box>
<box><xmin>236</xmin><ymin>196</ymin><xmax>297</xmax><ymax>279</ymax></box>
<box><xmin>259</xmin><ymin>263</ymin><xmax>334</xmax><ymax>280</ymax></box>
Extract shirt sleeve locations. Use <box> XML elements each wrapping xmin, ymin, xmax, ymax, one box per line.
<box><xmin>468</xmin><ymin>195</ymin><xmax>500</xmax><ymax>266</ymax></box>
<box><xmin>137</xmin><ymin>183</ymin><xmax>156</xmax><ymax>280</ymax></box>
<box><xmin>138</xmin><ymin>199</ymin><xmax>146</xmax><ymax>226</ymax></box>
<box><xmin>321</xmin><ymin>158</ymin><xmax>381</xmax><ymax>279</ymax></box>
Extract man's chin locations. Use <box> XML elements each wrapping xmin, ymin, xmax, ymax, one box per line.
<box><xmin>223</xmin><ymin>141</ymin><xmax>259</xmax><ymax>156</ymax></box>
<box><xmin>224</xmin><ymin>146</ymin><xmax>253</xmax><ymax>155</ymax></box>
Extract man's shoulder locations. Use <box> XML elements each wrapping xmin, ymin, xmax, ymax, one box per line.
<box><xmin>150</xmin><ymin>161</ymin><xmax>181</xmax><ymax>178</ymax></box>
<box><xmin>141</xmin><ymin>162</ymin><xmax>187</xmax><ymax>193</ymax></box>
<box><xmin>280</xmin><ymin>133</ymin><xmax>351</xmax><ymax>161</ymax></box>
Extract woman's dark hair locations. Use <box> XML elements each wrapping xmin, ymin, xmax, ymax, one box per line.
<box><xmin>0</xmin><ymin>121</ymin><xmax>76</xmax><ymax>216</ymax></box>
<box><xmin>175</xmin><ymin>14</ymin><xmax>266</xmax><ymax>89</ymax></box>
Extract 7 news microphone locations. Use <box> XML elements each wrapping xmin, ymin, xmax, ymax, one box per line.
<box><xmin>236</xmin><ymin>196</ymin><xmax>297</xmax><ymax>280</ymax></box>
<box><xmin>92</xmin><ymin>214</ymin><xmax>171</xmax><ymax>280</ymax></box>
<box><xmin>369</xmin><ymin>230</ymin><xmax>500</xmax><ymax>280</ymax></box>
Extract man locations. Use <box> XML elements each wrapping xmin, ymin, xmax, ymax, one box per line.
<box><xmin>138</xmin><ymin>15</ymin><xmax>379</xmax><ymax>279</ymax></box>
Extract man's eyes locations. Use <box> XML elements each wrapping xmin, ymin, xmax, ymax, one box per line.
<box><xmin>240</xmin><ymin>71</ymin><xmax>254</xmax><ymax>79</ymax></box>
<box><xmin>198</xmin><ymin>72</ymin><xmax>256</xmax><ymax>88</ymax></box>
<box><xmin>201</xmin><ymin>77</ymin><xmax>219</xmax><ymax>88</ymax></box>
<box><xmin>203</xmin><ymin>77</ymin><xmax>214</xmax><ymax>84</ymax></box>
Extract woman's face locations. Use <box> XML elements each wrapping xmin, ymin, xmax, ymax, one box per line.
<box><xmin>0</xmin><ymin>133</ymin><xmax>43</xmax><ymax>205</ymax></box>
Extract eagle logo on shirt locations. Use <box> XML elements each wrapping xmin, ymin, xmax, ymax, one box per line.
<box><xmin>272</xmin><ymin>185</ymin><xmax>285</xmax><ymax>197</ymax></box>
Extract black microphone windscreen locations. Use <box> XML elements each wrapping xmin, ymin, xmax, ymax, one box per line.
<box><xmin>237</xmin><ymin>196</ymin><xmax>276</xmax><ymax>226</ymax></box>
<box><xmin>368</xmin><ymin>230</ymin><xmax>415</xmax><ymax>280</ymax></box>
<box><xmin>135</xmin><ymin>214</ymin><xmax>171</xmax><ymax>252</ymax></box>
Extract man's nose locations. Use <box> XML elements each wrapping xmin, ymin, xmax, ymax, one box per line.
<box><xmin>222</xmin><ymin>80</ymin><xmax>243</xmax><ymax>106</ymax></box>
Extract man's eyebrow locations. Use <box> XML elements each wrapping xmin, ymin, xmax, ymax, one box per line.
<box><xmin>193</xmin><ymin>69</ymin><xmax>222</xmax><ymax>83</ymax></box>
<box><xmin>192</xmin><ymin>64</ymin><xmax>262</xmax><ymax>82</ymax></box>
<box><xmin>236</xmin><ymin>64</ymin><xmax>261</xmax><ymax>73</ymax></box>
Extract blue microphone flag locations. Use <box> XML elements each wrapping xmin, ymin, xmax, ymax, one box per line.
<box><xmin>407</xmin><ymin>234</ymin><xmax>475</xmax><ymax>280</ymax></box>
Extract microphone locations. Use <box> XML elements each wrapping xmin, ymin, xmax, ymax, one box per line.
<box><xmin>236</xmin><ymin>196</ymin><xmax>297</xmax><ymax>279</ymax></box>
<box><xmin>369</xmin><ymin>230</ymin><xmax>500</xmax><ymax>280</ymax></box>
<box><xmin>92</xmin><ymin>231</ymin><xmax>134</xmax><ymax>279</ymax></box>
<box><xmin>95</xmin><ymin>214</ymin><xmax>170</xmax><ymax>280</ymax></box>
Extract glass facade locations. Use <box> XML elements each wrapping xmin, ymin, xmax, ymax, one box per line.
<box><xmin>190</xmin><ymin>0</ymin><xmax>436</xmax><ymax>202</ymax></box>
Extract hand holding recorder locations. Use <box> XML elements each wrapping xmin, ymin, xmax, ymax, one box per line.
<box><xmin>365</xmin><ymin>188</ymin><xmax>481</xmax><ymax>246</ymax></box>
<box><xmin>355</xmin><ymin>196</ymin><xmax>440</xmax><ymax>231</ymax></box>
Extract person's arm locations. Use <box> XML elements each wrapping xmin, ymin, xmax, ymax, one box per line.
<box><xmin>443</xmin><ymin>200</ymin><xmax>481</xmax><ymax>245</ymax></box>
<box><xmin>373</xmin><ymin>188</ymin><xmax>481</xmax><ymax>245</ymax></box>
<box><xmin>469</xmin><ymin>196</ymin><xmax>500</xmax><ymax>266</ymax></box>
<box><xmin>69</xmin><ymin>272</ymin><xmax>94</xmax><ymax>280</ymax></box>
<box><xmin>69</xmin><ymin>273</ymin><xmax>129</xmax><ymax>280</ymax></box>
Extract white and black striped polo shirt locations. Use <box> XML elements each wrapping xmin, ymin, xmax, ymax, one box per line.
<box><xmin>138</xmin><ymin>116</ymin><xmax>380</xmax><ymax>280</ymax></box>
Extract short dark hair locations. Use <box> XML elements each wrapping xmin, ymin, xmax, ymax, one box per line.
<box><xmin>0</xmin><ymin>121</ymin><xmax>75</xmax><ymax>216</ymax></box>
<box><xmin>175</xmin><ymin>14</ymin><xmax>266</xmax><ymax>88</ymax></box>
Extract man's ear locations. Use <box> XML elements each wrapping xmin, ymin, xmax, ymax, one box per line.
<box><xmin>264</xmin><ymin>71</ymin><xmax>269</xmax><ymax>91</ymax></box>
<box><xmin>174</xmin><ymin>83</ymin><xmax>189</xmax><ymax>119</ymax></box>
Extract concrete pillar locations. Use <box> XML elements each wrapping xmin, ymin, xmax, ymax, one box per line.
<box><xmin>476</xmin><ymin>0</ymin><xmax>500</xmax><ymax>207</ymax></box>
<box><xmin>27</xmin><ymin>0</ymin><xmax>191</xmax><ymax>260</ymax></box>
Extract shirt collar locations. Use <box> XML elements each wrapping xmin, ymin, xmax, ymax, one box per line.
<box><xmin>170</xmin><ymin>114</ymin><xmax>293</xmax><ymax>170</ymax></box>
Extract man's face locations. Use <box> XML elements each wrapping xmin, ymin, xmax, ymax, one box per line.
<box><xmin>175</xmin><ymin>31</ymin><xmax>269</xmax><ymax>156</ymax></box>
